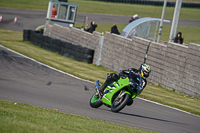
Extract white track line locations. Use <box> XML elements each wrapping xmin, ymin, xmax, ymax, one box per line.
<box><xmin>137</xmin><ymin>97</ymin><xmax>200</xmax><ymax>118</ymax></box>
<box><xmin>0</xmin><ymin>45</ymin><xmax>93</xmax><ymax>84</ymax></box>
<box><xmin>1</xmin><ymin>45</ymin><xmax>199</xmax><ymax>118</ymax></box>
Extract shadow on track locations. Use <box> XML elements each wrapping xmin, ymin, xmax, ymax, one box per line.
<box><xmin>118</xmin><ymin>111</ymin><xmax>186</xmax><ymax>125</ymax></box>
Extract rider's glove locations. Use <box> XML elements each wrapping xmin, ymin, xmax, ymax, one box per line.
<box><xmin>136</xmin><ymin>86</ymin><xmax>143</xmax><ymax>91</ymax></box>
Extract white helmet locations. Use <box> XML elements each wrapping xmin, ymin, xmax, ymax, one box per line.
<box><xmin>133</xmin><ymin>14</ymin><xmax>138</xmax><ymax>19</ymax></box>
<box><xmin>139</xmin><ymin>64</ymin><xmax>151</xmax><ymax>78</ymax></box>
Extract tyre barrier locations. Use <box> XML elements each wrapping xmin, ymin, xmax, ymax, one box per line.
<box><xmin>23</xmin><ymin>30</ymin><xmax>32</xmax><ymax>41</ymax></box>
<box><xmin>58</xmin><ymin>0</ymin><xmax>68</xmax><ymax>2</ymax></box>
<box><xmin>23</xmin><ymin>30</ymin><xmax>94</xmax><ymax>64</ymax></box>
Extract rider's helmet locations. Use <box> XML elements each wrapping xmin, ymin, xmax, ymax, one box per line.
<box><xmin>139</xmin><ymin>64</ymin><xmax>151</xmax><ymax>78</ymax></box>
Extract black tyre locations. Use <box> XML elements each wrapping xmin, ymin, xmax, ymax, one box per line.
<box><xmin>83</xmin><ymin>48</ymin><xmax>94</xmax><ymax>55</ymax></box>
<box><xmin>90</xmin><ymin>93</ymin><xmax>102</xmax><ymax>108</ymax></box>
<box><xmin>23</xmin><ymin>29</ymin><xmax>31</xmax><ymax>41</ymax></box>
<box><xmin>111</xmin><ymin>92</ymin><xmax>131</xmax><ymax>112</ymax></box>
<box><xmin>59</xmin><ymin>0</ymin><xmax>68</xmax><ymax>2</ymax></box>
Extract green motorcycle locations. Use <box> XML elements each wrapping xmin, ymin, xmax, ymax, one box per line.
<box><xmin>90</xmin><ymin>71</ymin><xmax>142</xmax><ymax>112</ymax></box>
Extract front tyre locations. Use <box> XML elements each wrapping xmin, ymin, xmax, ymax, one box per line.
<box><xmin>111</xmin><ymin>93</ymin><xmax>131</xmax><ymax>112</ymax></box>
<box><xmin>90</xmin><ymin>93</ymin><xmax>103</xmax><ymax>108</ymax></box>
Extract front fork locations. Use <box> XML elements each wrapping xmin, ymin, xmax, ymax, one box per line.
<box><xmin>118</xmin><ymin>90</ymin><xmax>126</xmax><ymax>99</ymax></box>
<box><xmin>114</xmin><ymin>90</ymin><xmax>126</xmax><ymax>104</ymax></box>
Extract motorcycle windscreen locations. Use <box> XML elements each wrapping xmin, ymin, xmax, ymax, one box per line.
<box><xmin>128</xmin><ymin>71</ymin><xmax>141</xmax><ymax>88</ymax></box>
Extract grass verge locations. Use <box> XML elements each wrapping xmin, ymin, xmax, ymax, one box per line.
<box><xmin>0</xmin><ymin>99</ymin><xmax>154</xmax><ymax>133</ymax></box>
<box><xmin>0</xmin><ymin>29</ymin><xmax>200</xmax><ymax>117</ymax></box>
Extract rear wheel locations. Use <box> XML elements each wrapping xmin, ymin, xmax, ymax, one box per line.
<box><xmin>90</xmin><ymin>93</ymin><xmax>102</xmax><ymax>108</ymax></box>
<box><xmin>111</xmin><ymin>92</ymin><xmax>131</xmax><ymax>112</ymax></box>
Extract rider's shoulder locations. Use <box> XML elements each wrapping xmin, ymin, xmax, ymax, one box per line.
<box><xmin>129</xmin><ymin>68</ymin><xmax>139</xmax><ymax>73</ymax></box>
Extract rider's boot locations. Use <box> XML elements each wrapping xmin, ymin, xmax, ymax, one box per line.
<box><xmin>98</xmin><ymin>73</ymin><xmax>119</xmax><ymax>98</ymax></box>
<box><xmin>98</xmin><ymin>83</ymin><xmax>108</xmax><ymax>98</ymax></box>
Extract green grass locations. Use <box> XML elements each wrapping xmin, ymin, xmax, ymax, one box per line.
<box><xmin>0</xmin><ymin>0</ymin><xmax>49</xmax><ymax>10</ymax></box>
<box><xmin>0</xmin><ymin>0</ymin><xmax>200</xmax><ymax>21</ymax></box>
<box><xmin>0</xmin><ymin>29</ymin><xmax>200</xmax><ymax>117</ymax></box>
<box><xmin>159</xmin><ymin>25</ymin><xmax>200</xmax><ymax>44</ymax></box>
<box><xmin>71</xmin><ymin>0</ymin><xmax>200</xmax><ymax>21</ymax></box>
<box><xmin>0</xmin><ymin>99</ymin><xmax>154</xmax><ymax>133</ymax></box>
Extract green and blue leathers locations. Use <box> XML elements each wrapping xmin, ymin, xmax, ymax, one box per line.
<box><xmin>90</xmin><ymin>71</ymin><xmax>142</xmax><ymax>112</ymax></box>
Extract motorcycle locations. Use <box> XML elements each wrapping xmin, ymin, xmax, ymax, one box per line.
<box><xmin>90</xmin><ymin>71</ymin><xmax>142</xmax><ymax>112</ymax></box>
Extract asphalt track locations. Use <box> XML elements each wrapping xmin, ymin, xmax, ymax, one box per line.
<box><xmin>0</xmin><ymin>7</ymin><xmax>200</xmax><ymax>32</ymax></box>
<box><xmin>1</xmin><ymin>7</ymin><xmax>200</xmax><ymax>133</ymax></box>
<box><xmin>1</xmin><ymin>45</ymin><xmax>200</xmax><ymax>133</ymax></box>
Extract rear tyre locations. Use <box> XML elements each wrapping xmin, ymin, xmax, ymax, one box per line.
<box><xmin>111</xmin><ymin>93</ymin><xmax>131</xmax><ymax>112</ymax></box>
<box><xmin>90</xmin><ymin>93</ymin><xmax>102</xmax><ymax>108</ymax></box>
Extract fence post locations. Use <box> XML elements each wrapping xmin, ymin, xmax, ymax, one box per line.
<box><xmin>144</xmin><ymin>42</ymin><xmax>151</xmax><ymax>64</ymax></box>
<box><xmin>96</xmin><ymin>34</ymin><xmax>104</xmax><ymax>66</ymax></box>
<box><xmin>85</xmin><ymin>16</ymin><xmax>88</xmax><ymax>27</ymax></box>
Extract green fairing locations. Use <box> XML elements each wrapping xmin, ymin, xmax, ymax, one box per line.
<box><xmin>91</xmin><ymin>95</ymin><xmax>99</xmax><ymax>103</ymax></box>
<box><xmin>101</xmin><ymin>77</ymin><xmax>137</xmax><ymax>106</ymax></box>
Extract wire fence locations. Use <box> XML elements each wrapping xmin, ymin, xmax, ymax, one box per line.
<box><xmin>75</xmin><ymin>14</ymin><xmax>88</xmax><ymax>27</ymax></box>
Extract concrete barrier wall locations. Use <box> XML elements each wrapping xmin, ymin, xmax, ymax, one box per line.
<box><xmin>161</xmin><ymin>43</ymin><xmax>188</xmax><ymax>91</ymax></box>
<box><xmin>182</xmin><ymin>43</ymin><xmax>200</xmax><ymax>98</ymax></box>
<box><xmin>146</xmin><ymin>42</ymin><xmax>167</xmax><ymax>85</ymax></box>
<box><xmin>100</xmin><ymin>32</ymin><xmax>150</xmax><ymax>72</ymax></box>
<box><xmin>44</xmin><ymin>24</ymin><xmax>101</xmax><ymax>64</ymax></box>
<box><xmin>24</xmin><ymin>30</ymin><xmax>95</xmax><ymax>64</ymax></box>
<box><xmin>44</xmin><ymin>24</ymin><xmax>200</xmax><ymax>98</ymax></box>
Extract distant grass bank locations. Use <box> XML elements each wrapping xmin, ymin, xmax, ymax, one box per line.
<box><xmin>0</xmin><ymin>99</ymin><xmax>154</xmax><ymax>133</ymax></box>
<box><xmin>0</xmin><ymin>0</ymin><xmax>200</xmax><ymax>21</ymax></box>
<box><xmin>0</xmin><ymin>29</ymin><xmax>200</xmax><ymax>116</ymax></box>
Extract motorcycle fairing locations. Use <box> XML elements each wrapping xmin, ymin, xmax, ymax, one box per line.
<box><xmin>101</xmin><ymin>77</ymin><xmax>137</xmax><ymax>106</ymax></box>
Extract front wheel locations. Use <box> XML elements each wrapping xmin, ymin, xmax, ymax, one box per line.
<box><xmin>90</xmin><ymin>93</ymin><xmax>103</xmax><ymax>108</ymax></box>
<box><xmin>111</xmin><ymin>93</ymin><xmax>131</xmax><ymax>112</ymax></box>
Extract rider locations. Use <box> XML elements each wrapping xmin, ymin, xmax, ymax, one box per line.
<box><xmin>97</xmin><ymin>64</ymin><xmax>151</xmax><ymax>99</ymax></box>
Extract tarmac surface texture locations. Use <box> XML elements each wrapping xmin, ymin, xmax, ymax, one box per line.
<box><xmin>0</xmin><ymin>46</ymin><xmax>200</xmax><ymax>133</ymax></box>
